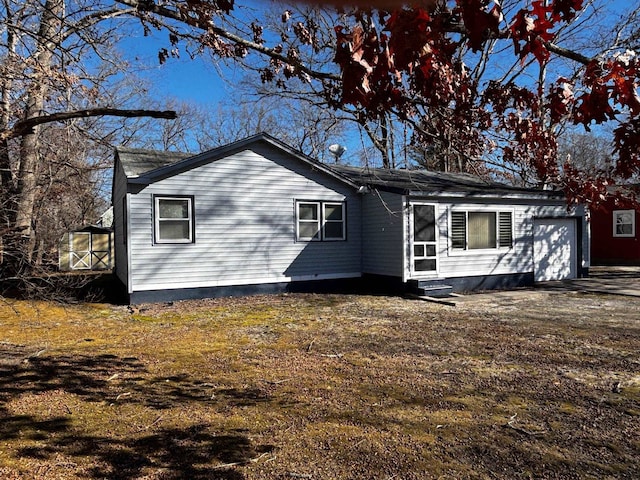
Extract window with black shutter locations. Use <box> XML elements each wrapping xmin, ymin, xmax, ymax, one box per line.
<box><xmin>451</xmin><ymin>210</ymin><xmax>513</xmax><ymax>250</ymax></box>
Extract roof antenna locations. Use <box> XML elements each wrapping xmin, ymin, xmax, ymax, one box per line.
<box><xmin>328</xmin><ymin>144</ymin><xmax>346</xmax><ymax>163</ymax></box>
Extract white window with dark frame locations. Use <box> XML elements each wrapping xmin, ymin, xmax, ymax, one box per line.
<box><xmin>296</xmin><ymin>201</ymin><xmax>346</xmax><ymax>241</ymax></box>
<box><xmin>450</xmin><ymin>210</ymin><xmax>513</xmax><ymax>251</ymax></box>
<box><xmin>154</xmin><ymin>196</ymin><xmax>195</xmax><ymax>244</ymax></box>
<box><xmin>613</xmin><ymin>209</ymin><xmax>635</xmax><ymax>237</ymax></box>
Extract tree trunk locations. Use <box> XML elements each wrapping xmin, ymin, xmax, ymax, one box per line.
<box><xmin>0</xmin><ymin>0</ymin><xmax>16</xmax><ymax>190</ymax></box>
<box><xmin>5</xmin><ymin>0</ymin><xmax>63</xmax><ymax>271</ymax></box>
<box><xmin>14</xmin><ymin>0</ymin><xmax>63</xmax><ymax>240</ymax></box>
<box><xmin>0</xmin><ymin>0</ymin><xmax>19</xmax><ymax>265</ymax></box>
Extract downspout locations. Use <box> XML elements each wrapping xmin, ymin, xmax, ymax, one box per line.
<box><xmin>356</xmin><ymin>184</ymin><xmax>370</xmax><ymax>281</ymax></box>
<box><xmin>402</xmin><ymin>195</ymin><xmax>410</xmax><ymax>283</ymax></box>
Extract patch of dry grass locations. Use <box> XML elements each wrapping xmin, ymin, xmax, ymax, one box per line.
<box><xmin>0</xmin><ymin>292</ymin><xmax>639</xmax><ymax>479</ymax></box>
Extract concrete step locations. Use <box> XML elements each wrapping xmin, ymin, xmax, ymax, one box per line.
<box><xmin>414</xmin><ymin>279</ymin><xmax>447</xmax><ymax>288</ymax></box>
<box><xmin>415</xmin><ymin>284</ymin><xmax>454</xmax><ymax>298</ymax></box>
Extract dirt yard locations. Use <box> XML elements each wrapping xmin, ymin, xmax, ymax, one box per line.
<box><xmin>0</xmin><ymin>289</ymin><xmax>638</xmax><ymax>479</ymax></box>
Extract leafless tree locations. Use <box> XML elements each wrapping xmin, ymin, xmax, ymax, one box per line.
<box><xmin>0</xmin><ymin>0</ymin><xmax>176</xmax><ymax>276</ymax></box>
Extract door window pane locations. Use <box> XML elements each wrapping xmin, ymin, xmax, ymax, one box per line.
<box><xmin>415</xmin><ymin>259</ymin><xmax>436</xmax><ymax>271</ymax></box>
<box><xmin>414</xmin><ymin>205</ymin><xmax>435</xmax><ymax>242</ymax></box>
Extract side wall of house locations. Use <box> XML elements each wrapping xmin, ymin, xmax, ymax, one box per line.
<box><xmin>406</xmin><ymin>197</ymin><xmax>589</xmax><ymax>282</ymax></box>
<box><xmin>127</xmin><ymin>143</ymin><xmax>362</xmax><ymax>294</ymax></box>
<box><xmin>361</xmin><ymin>191</ymin><xmax>405</xmax><ymax>278</ymax></box>
<box><xmin>437</xmin><ymin>201</ymin><xmax>544</xmax><ymax>278</ymax></box>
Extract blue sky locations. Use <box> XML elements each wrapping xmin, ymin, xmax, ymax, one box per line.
<box><xmin>124</xmin><ymin>0</ymin><xmax>635</xmax><ymax>107</ymax></box>
<box><xmin>121</xmin><ymin>0</ymin><xmax>268</xmax><ymax>107</ymax></box>
<box><xmin>118</xmin><ymin>0</ymin><xmax>637</xmax><ymax>161</ymax></box>
<box><xmin>122</xmin><ymin>31</ymin><xmax>235</xmax><ymax>106</ymax></box>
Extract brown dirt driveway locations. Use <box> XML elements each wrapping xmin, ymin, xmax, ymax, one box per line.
<box><xmin>538</xmin><ymin>266</ymin><xmax>640</xmax><ymax>298</ymax></box>
<box><xmin>452</xmin><ymin>266</ymin><xmax>640</xmax><ymax>309</ymax></box>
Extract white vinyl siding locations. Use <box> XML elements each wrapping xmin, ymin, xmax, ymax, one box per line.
<box><xmin>126</xmin><ymin>144</ymin><xmax>361</xmax><ymax>292</ymax></box>
<box><xmin>361</xmin><ymin>191</ymin><xmax>404</xmax><ymax>277</ymax></box>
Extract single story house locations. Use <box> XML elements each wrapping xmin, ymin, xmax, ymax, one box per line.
<box><xmin>112</xmin><ymin>133</ymin><xmax>589</xmax><ymax>303</ymax></box>
<box><xmin>590</xmin><ymin>185</ymin><xmax>640</xmax><ymax>265</ymax></box>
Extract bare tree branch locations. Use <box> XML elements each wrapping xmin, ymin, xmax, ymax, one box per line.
<box><xmin>115</xmin><ymin>0</ymin><xmax>340</xmax><ymax>82</ymax></box>
<box><xmin>544</xmin><ymin>41</ymin><xmax>593</xmax><ymax>65</ymax></box>
<box><xmin>1</xmin><ymin>108</ymin><xmax>177</xmax><ymax>141</ymax></box>
<box><xmin>444</xmin><ymin>20</ymin><xmax>594</xmax><ymax>65</ymax></box>
<box><xmin>61</xmin><ymin>7</ymin><xmax>137</xmax><ymax>42</ymax></box>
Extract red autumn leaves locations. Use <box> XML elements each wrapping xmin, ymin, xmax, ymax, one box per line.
<box><xmin>332</xmin><ymin>0</ymin><xmax>638</xmax><ymax>202</ymax></box>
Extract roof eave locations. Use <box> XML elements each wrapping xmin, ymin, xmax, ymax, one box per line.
<box><xmin>407</xmin><ymin>189</ymin><xmax>566</xmax><ymax>200</ymax></box>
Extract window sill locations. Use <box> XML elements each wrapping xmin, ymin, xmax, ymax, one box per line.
<box><xmin>154</xmin><ymin>240</ymin><xmax>195</xmax><ymax>245</ymax></box>
<box><xmin>296</xmin><ymin>238</ymin><xmax>346</xmax><ymax>243</ymax></box>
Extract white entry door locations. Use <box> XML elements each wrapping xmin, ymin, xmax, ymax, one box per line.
<box><xmin>533</xmin><ymin>218</ymin><xmax>577</xmax><ymax>282</ymax></box>
<box><xmin>411</xmin><ymin>204</ymin><xmax>438</xmax><ymax>275</ymax></box>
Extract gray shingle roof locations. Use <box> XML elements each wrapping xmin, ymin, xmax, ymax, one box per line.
<box><xmin>331</xmin><ymin>164</ymin><xmax>563</xmax><ymax>198</ymax></box>
<box><xmin>115</xmin><ymin>137</ymin><xmax>563</xmax><ymax>199</ymax></box>
<box><xmin>116</xmin><ymin>147</ymin><xmax>192</xmax><ymax>178</ymax></box>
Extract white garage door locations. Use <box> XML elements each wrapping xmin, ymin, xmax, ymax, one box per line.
<box><xmin>533</xmin><ymin>218</ymin><xmax>577</xmax><ymax>282</ymax></box>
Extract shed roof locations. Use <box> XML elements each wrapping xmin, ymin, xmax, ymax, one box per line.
<box><xmin>73</xmin><ymin>225</ymin><xmax>112</xmax><ymax>233</ymax></box>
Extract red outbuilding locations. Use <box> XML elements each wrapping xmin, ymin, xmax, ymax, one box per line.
<box><xmin>590</xmin><ymin>186</ymin><xmax>640</xmax><ymax>265</ymax></box>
